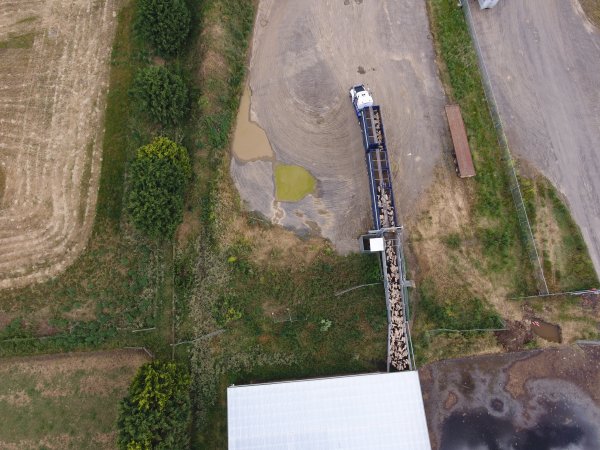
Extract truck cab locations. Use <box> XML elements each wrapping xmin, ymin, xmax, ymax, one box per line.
<box><xmin>349</xmin><ymin>84</ymin><xmax>373</xmax><ymax>115</ymax></box>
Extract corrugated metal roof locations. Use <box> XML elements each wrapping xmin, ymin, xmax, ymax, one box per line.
<box><xmin>227</xmin><ymin>371</ymin><xmax>431</xmax><ymax>449</ymax></box>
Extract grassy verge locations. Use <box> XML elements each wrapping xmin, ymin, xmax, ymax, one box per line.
<box><xmin>521</xmin><ymin>175</ymin><xmax>598</xmax><ymax>292</ymax></box>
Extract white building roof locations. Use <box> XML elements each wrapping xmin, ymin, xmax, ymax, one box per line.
<box><xmin>227</xmin><ymin>371</ymin><xmax>431</xmax><ymax>450</ymax></box>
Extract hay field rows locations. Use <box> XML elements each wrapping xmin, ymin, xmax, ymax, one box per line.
<box><xmin>0</xmin><ymin>0</ymin><xmax>120</xmax><ymax>289</ymax></box>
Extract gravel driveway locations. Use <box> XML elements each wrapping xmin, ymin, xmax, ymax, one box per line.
<box><xmin>231</xmin><ymin>0</ymin><xmax>446</xmax><ymax>252</ymax></box>
<box><xmin>468</xmin><ymin>0</ymin><xmax>600</xmax><ymax>277</ymax></box>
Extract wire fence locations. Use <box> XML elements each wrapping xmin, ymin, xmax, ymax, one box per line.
<box><xmin>461</xmin><ymin>0</ymin><xmax>549</xmax><ymax>295</ymax></box>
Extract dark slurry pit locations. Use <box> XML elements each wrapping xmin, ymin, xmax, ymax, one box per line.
<box><xmin>440</xmin><ymin>402</ymin><xmax>598</xmax><ymax>450</ymax></box>
<box><xmin>420</xmin><ymin>345</ymin><xmax>600</xmax><ymax>450</ymax></box>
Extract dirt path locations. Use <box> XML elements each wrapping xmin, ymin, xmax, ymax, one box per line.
<box><xmin>0</xmin><ymin>0</ymin><xmax>120</xmax><ymax>289</ymax></box>
<box><xmin>231</xmin><ymin>0</ymin><xmax>447</xmax><ymax>253</ymax></box>
<box><xmin>420</xmin><ymin>344</ymin><xmax>600</xmax><ymax>449</ymax></box>
<box><xmin>468</xmin><ymin>0</ymin><xmax>600</xmax><ymax>278</ymax></box>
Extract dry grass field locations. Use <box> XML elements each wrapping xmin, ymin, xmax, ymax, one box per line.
<box><xmin>0</xmin><ymin>0</ymin><xmax>121</xmax><ymax>289</ymax></box>
<box><xmin>579</xmin><ymin>0</ymin><xmax>600</xmax><ymax>27</ymax></box>
<box><xmin>0</xmin><ymin>349</ymin><xmax>148</xmax><ymax>449</ymax></box>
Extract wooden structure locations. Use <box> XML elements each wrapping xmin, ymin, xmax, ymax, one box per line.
<box><xmin>445</xmin><ymin>105</ymin><xmax>476</xmax><ymax>178</ymax></box>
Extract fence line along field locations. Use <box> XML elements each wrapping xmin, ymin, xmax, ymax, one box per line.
<box><xmin>0</xmin><ymin>0</ymin><xmax>120</xmax><ymax>289</ymax></box>
<box><xmin>0</xmin><ymin>349</ymin><xmax>149</xmax><ymax>449</ymax></box>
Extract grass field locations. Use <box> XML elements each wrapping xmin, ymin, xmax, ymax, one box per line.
<box><xmin>579</xmin><ymin>0</ymin><xmax>600</xmax><ymax>27</ymax></box>
<box><xmin>0</xmin><ymin>3</ymin><xmax>173</xmax><ymax>358</ymax></box>
<box><xmin>521</xmin><ymin>175</ymin><xmax>598</xmax><ymax>292</ymax></box>
<box><xmin>0</xmin><ymin>349</ymin><xmax>148</xmax><ymax>449</ymax></box>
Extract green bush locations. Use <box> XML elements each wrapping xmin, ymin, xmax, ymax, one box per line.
<box><xmin>117</xmin><ymin>361</ymin><xmax>191</xmax><ymax>450</ymax></box>
<box><xmin>128</xmin><ymin>137</ymin><xmax>191</xmax><ymax>238</ymax></box>
<box><xmin>136</xmin><ymin>0</ymin><xmax>191</xmax><ymax>57</ymax></box>
<box><xmin>132</xmin><ymin>66</ymin><xmax>189</xmax><ymax>127</ymax></box>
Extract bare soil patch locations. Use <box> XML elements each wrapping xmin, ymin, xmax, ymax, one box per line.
<box><xmin>0</xmin><ymin>0</ymin><xmax>121</xmax><ymax>289</ymax></box>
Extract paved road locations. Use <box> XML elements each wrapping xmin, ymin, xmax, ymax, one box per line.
<box><xmin>469</xmin><ymin>0</ymin><xmax>600</xmax><ymax>277</ymax></box>
<box><xmin>231</xmin><ymin>0</ymin><xmax>446</xmax><ymax>253</ymax></box>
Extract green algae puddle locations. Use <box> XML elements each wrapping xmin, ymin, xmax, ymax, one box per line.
<box><xmin>274</xmin><ymin>164</ymin><xmax>316</xmax><ymax>202</ymax></box>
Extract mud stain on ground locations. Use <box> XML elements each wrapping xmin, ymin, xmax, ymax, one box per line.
<box><xmin>274</xmin><ymin>164</ymin><xmax>316</xmax><ymax>202</ymax></box>
<box><xmin>232</xmin><ymin>84</ymin><xmax>274</xmax><ymax>162</ymax></box>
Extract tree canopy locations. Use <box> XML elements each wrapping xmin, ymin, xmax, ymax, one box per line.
<box><xmin>128</xmin><ymin>137</ymin><xmax>191</xmax><ymax>238</ymax></box>
<box><xmin>136</xmin><ymin>0</ymin><xmax>191</xmax><ymax>57</ymax></box>
<box><xmin>117</xmin><ymin>361</ymin><xmax>191</xmax><ymax>450</ymax></box>
<box><xmin>132</xmin><ymin>66</ymin><xmax>189</xmax><ymax>127</ymax></box>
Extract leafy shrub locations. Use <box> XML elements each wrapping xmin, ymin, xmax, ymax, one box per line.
<box><xmin>443</xmin><ymin>233</ymin><xmax>461</xmax><ymax>250</ymax></box>
<box><xmin>128</xmin><ymin>137</ymin><xmax>191</xmax><ymax>238</ymax></box>
<box><xmin>136</xmin><ymin>0</ymin><xmax>191</xmax><ymax>57</ymax></box>
<box><xmin>132</xmin><ymin>66</ymin><xmax>189</xmax><ymax>127</ymax></box>
<box><xmin>117</xmin><ymin>361</ymin><xmax>191</xmax><ymax>450</ymax></box>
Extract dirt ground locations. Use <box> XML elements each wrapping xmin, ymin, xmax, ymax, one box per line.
<box><xmin>231</xmin><ymin>0</ymin><xmax>447</xmax><ymax>253</ymax></box>
<box><xmin>0</xmin><ymin>0</ymin><xmax>120</xmax><ymax>289</ymax></box>
<box><xmin>420</xmin><ymin>344</ymin><xmax>600</xmax><ymax>450</ymax></box>
<box><xmin>0</xmin><ymin>349</ymin><xmax>149</xmax><ymax>449</ymax></box>
<box><xmin>468</xmin><ymin>0</ymin><xmax>600</xmax><ymax>278</ymax></box>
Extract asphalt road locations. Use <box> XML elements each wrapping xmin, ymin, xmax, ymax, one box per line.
<box><xmin>469</xmin><ymin>0</ymin><xmax>600</xmax><ymax>277</ymax></box>
<box><xmin>231</xmin><ymin>0</ymin><xmax>447</xmax><ymax>253</ymax></box>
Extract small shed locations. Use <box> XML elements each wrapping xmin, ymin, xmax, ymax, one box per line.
<box><xmin>227</xmin><ymin>371</ymin><xmax>432</xmax><ymax>449</ymax></box>
<box><xmin>445</xmin><ymin>105</ymin><xmax>476</xmax><ymax>178</ymax></box>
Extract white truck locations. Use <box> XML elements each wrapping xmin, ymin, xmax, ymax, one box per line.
<box><xmin>349</xmin><ymin>84</ymin><xmax>373</xmax><ymax>115</ymax></box>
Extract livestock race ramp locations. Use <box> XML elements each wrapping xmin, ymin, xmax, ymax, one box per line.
<box><xmin>0</xmin><ymin>0</ymin><xmax>120</xmax><ymax>288</ymax></box>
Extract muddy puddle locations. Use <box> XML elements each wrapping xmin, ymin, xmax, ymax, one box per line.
<box><xmin>232</xmin><ymin>85</ymin><xmax>274</xmax><ymax>162</ymax></box>
<box><xmin>532</xmin><ymin>319</ymin><xmax>562</xmax><ymax>343</ymax></box>
<box><xmin>274</xmin><ymin>164</ymin><xmax>316</xmax><ymax>202</ymax></box>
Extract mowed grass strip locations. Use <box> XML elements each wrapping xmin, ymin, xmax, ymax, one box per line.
<box><xmin>0</xmin><ymin>350</ymin><xmax>148</xmax><ymax>449</ymax></box>
<box><xmin>0</xmin><ymin>32</ymin><xmax>35</xmax><ymax>49</ymax></box>
<box><xmin>274</xmin><ymin>164</ymin><xmax>316</xmax><ymax>202</ymax></box>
